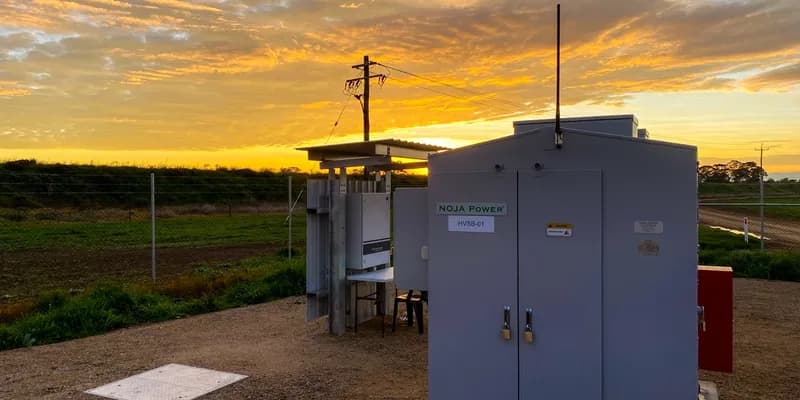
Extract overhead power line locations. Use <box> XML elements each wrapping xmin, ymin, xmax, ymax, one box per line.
<box><xmin>326</xmin><ymin>102</ymin><xmax>349</xmax><ymax>144</ymax></box>
<box><xmin>388</xmin><ymin>74</ymin><xmax>522</xmax><ymax>115</ymax></box>
<box><xmin>376</xmin><ymin>62</ymin><xmax>527</xmax><ymax>111</ymax></box>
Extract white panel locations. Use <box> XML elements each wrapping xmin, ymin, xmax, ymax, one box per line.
<box><xmin>393</xmin><ymin>188</ymin><xmax>429</xmax><ymax>290</ymax></box>
<box><xmin>362</xmin><ymin>193</ymin><xmax>390</xmax><ymax>242</ymax></box>
<box><xmin>362</xmin><ymin>250</ymin><xmax>390</xmax><ymax>268</ymax></box>
<box><xmin>447</xmin><ymin>215</ymin><xmax>495</xmax><ymax>232</ymax></box>
<box><xmin>85</xmin><ymin>364</ymin><xmax>247</xmax><ymax>400</ymax></box>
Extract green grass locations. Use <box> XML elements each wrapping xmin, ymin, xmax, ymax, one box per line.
<box><xmin>699</xmin><ymin>182</ymin><xmax>800</xmax><ymax>197</ymax></box>
<box><xmin>0</xmin><ymin>256</ymin><xmax>305</xmax><ymax>351</ymax></box>
<box><xmin>0</xmin><ymin>214</ymin><xmax>305</xmax><ymax>251</ymax></box>
<box><xmin>699</xmin><ymin>225</ymin><xmax>760</xmax><ymax>251</ymax></box>
<box><xmin>699</xmin><ymin>225</ymin><xmax>800</xmax><ymax>281</ymax></box>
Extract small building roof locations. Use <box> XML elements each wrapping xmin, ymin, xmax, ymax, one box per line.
<box><xmin>297</xmin><ymin>139</ymin><xmax>449</xmax><ymax>169</ymax></box>
<box><xmin>297</xmin><ymin>139</ymin><xmax>447</xmax><ymax>161</ymax></box>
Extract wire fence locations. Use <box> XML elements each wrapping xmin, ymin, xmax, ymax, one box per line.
<box><xmin>0</xmin><ymin>173</ymin><xmax>305</xmax><ymax>304</ymax></box>
<box><xmin>2</xmin><ymin>172</ymin><xmax>795</xmax><ymax>308</ymax></box>
<box><xmin>699</xmin><ymin>183</ymin><xmax>800</xmax><ymax>250</ymax></box>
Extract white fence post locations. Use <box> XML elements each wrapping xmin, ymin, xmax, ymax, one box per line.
<box><xmin>288</xmin><ymin>175</ymin><xmax>292</xmax><ymax>260</ymax></box>
<box><xmin>743</xmin><ymin>217</ymin><xmax>749</xmax><ymax>244</ymax></box>
<box><xmin>759</xmin><ymin>172</ymin><xmax>765</xmax><ymax>251</ymax></box>
<box><xmin>151</xmin><ymin>172</ymin><xmax>156</xmax><ymax>284</ymax></box>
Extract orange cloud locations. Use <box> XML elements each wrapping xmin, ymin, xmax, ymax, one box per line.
<box><xmin>0</xmin><ymin>81</ymin><xmax>30</xmax><ymax>97</ymax></box>
<box><xmin>142</xmin><ymin>0</ymin><xmax>222</xmax><ymax>13</ymax></box>
<box><xmin>0</xmin><ymin>0</ymin><xmax>798</xmax><ymax>174</ymax></box>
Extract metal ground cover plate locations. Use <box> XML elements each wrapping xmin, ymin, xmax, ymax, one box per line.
<box><xmin>85</xmin><ymin>363</ymin><xmax>247</xmax><ymax>400</ymax></box>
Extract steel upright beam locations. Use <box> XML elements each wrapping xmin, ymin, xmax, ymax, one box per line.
<box><xmin>288</xmin><ymin>175</ymin><xmax>292</xmax><ymax>260</ymax></box>
<box><xmin>329</xmin><ymin>167</ymin><xmax>348</xmax><ymax>335</ymax></box>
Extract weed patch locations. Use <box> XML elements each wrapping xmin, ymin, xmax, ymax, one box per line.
<box><xmin>0</xmin><ymin>257</ymin><xmax>305</xmax><ymax>351</ymax></box>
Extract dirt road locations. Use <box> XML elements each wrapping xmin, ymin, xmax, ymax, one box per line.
<box><xmin>699</xmin><ymin>208</ymin><xmax>800</xmax><ymax>248</ymax></box>
<box><xmin>1</xmin><ymin>279</ymin><xmax>798</xmax><ymax>399</ymax></box>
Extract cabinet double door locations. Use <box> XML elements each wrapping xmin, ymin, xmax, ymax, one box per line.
<box><xmin>429</xmin><ymin>170</ymin><xmax>602</xmax><ymax>400</ymax></box>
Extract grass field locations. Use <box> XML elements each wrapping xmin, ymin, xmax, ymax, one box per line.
<box><xmin>699</xmin><ymin>182</ymin><xmax>800</xmax><ymax>220</ymax></box>
<box><xmin>0</xmin><ymin>213</ymin><xmax>305</xmax><ymax>302</ymax></box>
<box><xmin>699</xmin><ymin>225</ymin><xmax>760</xmax><ymax>251</ymax></box>
<box><xmin>699</xmin><ymin>225</ymin><xmax>800</xmax><ymax>281</ymax></box>
<box><xmin>0</xmin><ymin>210</ymin><xmax>308</xmax><ymax>343</ymax></box>
<box><xmin>0</xmin><ymin>213</ymin><xmax>304</xmax><ymax>251</ymax></box>
<box><xmin>699</xmin><ymin>182</ymin><xmax>800</xmax><ymax>197</ymax></box>
<box><xmin>0</xmin><ymin>256</ymin><xmax>305</xmax><ymax>350</ymax></box>
<box><xmin>704</xmin><ymin>198</ymin><xmax>800</xmax><ymax>221</ymax></box>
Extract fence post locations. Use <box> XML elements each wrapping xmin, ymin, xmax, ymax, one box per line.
<box><xmin>151</xmin><ymin>172</ymin><xmax>156</xmax><ymax>284</ymax></box>
<box><xmin>288</xmin><ymin>175</ymin><xmax>292</xmax><ymax>260</ymax></box>
<box><xmin>759</xmin><ymin>172</ymin><xmax>765</xmax><ymax>251</ymax></box>
<box><xmin>743</xmin><ymin>217</ymin><xmax>749</xmax><ymax>244</ymax></box>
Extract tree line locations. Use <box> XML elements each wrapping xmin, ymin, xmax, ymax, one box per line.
<box><xmin>698</xmin><ymin>160</ymin><xmax>765</xmax><ymax>184</ymax></box>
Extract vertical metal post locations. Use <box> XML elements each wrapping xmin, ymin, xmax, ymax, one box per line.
<box><xmin>759</xmin><ymin>146</ymin><xmax>765</xmax><ymax>251</ymax></box>
<box><xmin>743</xmin><ymin>217</ymin><xmax>749</xmax><ymax>245</ymax></box>
<box><xmin>150</xmin><ymin>172</ymin><xmax>156</xmax><ymax>284</ymax></box>
<box><xmin>288</xmin><ymin>175</ymin><xmax>292</xmax><ymax>260</ymax></box>
<box><xmin>330</xmin><ymin>167</ymin><xmax>347</xmax><ymax>335</ymax></box>
<box><xmin>759</xmin><ymin>171</ymin><xmax>765</xmax><ymax>251</ymax></box>
<box><xmin>755</xmin><ymin>143</ymin><xmax>769</xmax><ymax>251</ymax></box>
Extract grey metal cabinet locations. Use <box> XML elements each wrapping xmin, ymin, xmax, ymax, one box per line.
<box><xmin>423</xmin><ymin>127</ymin><xmax>697</xmax><ymax>400</ymax></box>
<box><xmin>428</xmin><ymin>170</ymin><xmax>602</xmax><ymax>399</ymax></box>
<box><xmin>428</xmin><ymin>171</ymin><xmax>518</xmax><ymax>400</ymax></box>
<box><xmin>517</xmin><ymin>170</ymin><xmax>602</xmax><ymax>399</ymax></box>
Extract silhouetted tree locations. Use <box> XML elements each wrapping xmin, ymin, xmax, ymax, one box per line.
<box><xmin>698</xmin><ymin>160</ymin><xmax>765</xmax><ymax>183</ymax></box>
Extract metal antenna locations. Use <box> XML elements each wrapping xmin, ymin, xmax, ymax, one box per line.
<box><xmin>555</xmin><ymin>3</ymin><xmax>563</xmax><ymax>149</ymax></box>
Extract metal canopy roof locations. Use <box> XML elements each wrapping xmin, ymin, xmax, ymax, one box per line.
<box><xmin>297</xmin><ymin>139</ymin><xmax>448</xmax><ymax>169</ymax></box>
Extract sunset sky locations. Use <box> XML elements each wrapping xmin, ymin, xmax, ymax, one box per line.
<box><xmin>0</xmin><ymin>0</ymin><xmax>798</xmax><ymax>176</ymax></box>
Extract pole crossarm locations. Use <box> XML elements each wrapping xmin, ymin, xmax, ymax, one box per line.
<box><xmin>352</xmin><ymin>61</ymin><xmax>377</xmax><ymax>69</ymax></box>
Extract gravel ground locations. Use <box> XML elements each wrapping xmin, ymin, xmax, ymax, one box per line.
<box><xmin>1</xmin><ymin>278</ymin><xmax>797</xmax><ymax>399</ymax></box>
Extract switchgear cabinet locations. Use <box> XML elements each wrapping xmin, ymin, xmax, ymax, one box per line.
<box><xmin>423</xmin><ymin>128</ymin><xmax>697</xmax><ymax>400</ymax></box>
<box><xmin>346</xmin><ymin>192</ymin><xmax>391</xmax><ymax>269</ymax></box>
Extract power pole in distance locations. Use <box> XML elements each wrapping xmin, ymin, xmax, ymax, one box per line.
<box><xmin>754</xmin><ymin>143</ymin><xmax>771</xmax><ymax>251</ymax></box>
<box><xmin>345</xmin><ymin>55</ymin><xmax>387</xmax><ymax>142</ymax></box>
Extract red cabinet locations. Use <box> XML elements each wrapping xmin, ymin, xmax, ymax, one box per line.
<box><xmin>698</xmin><ymin>265</ymin><xmax>734</xmax><ymax>373</ymax></box>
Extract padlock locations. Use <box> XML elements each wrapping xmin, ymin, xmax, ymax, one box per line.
<box><xmin>524</xmin><ymin>308</ymin><xmax>535</xmax><ymax>344</ymax></box>
<box><xmin>524</xmin><ymin>330</ymin><xmax>535</xmax><ymax>344</ymax></box>
<box><xmin>502</xmin><ymin>306</ymin><xmax>512</xmax><ymax>341</ymax></box>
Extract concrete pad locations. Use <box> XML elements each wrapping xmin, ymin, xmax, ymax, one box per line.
<box><xmin>85</xmin><ymin>363</ymin><xmax>247</xmax><ymax>400</ymax></box>
<box><xmin>699</xmin><ymin>380</ymin><xmax>719</xmax><ymax>400</ymax></box>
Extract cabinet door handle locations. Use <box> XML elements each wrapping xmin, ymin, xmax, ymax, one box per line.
<box><xmin>502</xmin><ymin>306</ymin><xmax>512</xmax><ymax>341</ymax></box>
<box><xmin>697</xmin><ymin>306</ymin><xmax>707</xmax><ymax>332</ymax></box>
<box><xmin>524</xmin><ymin>308</ymin><xmax>535</xmax><ymax>344</ymax></box>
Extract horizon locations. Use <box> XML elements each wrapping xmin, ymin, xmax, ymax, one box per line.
<box><xmin>1</xmin><ymin>1</ymin><xmax>799</xmax><ymax>175</ymax></box>
<box><xmin>2</xmin><ymin>157</ymin><xmax>799</xmax><ymax>181</ymax></box>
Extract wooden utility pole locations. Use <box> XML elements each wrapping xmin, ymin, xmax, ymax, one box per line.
<box><xmin>362</xmin><ymin>56</ymin><xmax>370</xmax><ymax>141</ymax></box>
<box><xmin>346</xmin><ymin>55</ymin><xmax>386</xmax><ymax>142</ymax></box>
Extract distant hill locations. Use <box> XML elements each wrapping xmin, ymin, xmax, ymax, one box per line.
<box><xmin>0</xmin><ymin>160</ymin><xmax>427</xmax><ymax>209</ymax></box>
